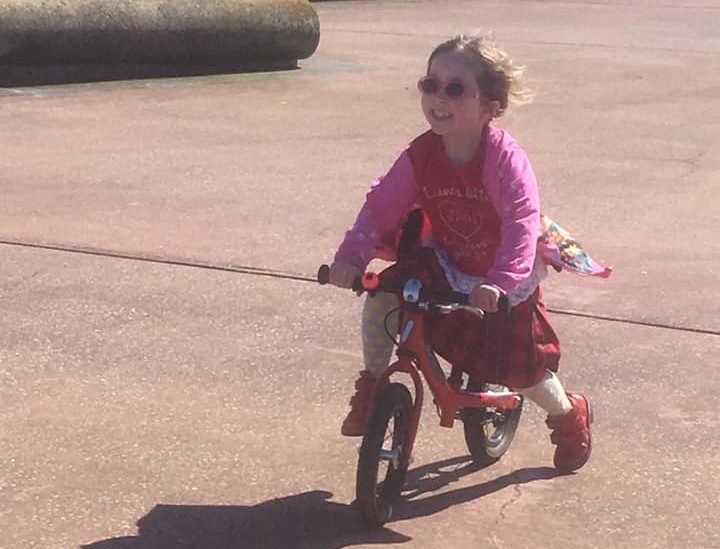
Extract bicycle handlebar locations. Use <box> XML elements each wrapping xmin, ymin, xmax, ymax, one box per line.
<box><xmin>317</xmin><ymin>264</ymin><xmax>511</xmax><ymax>314</ymax></box>
<box><xmin>317</xmin><ymin>264</ymin><xmax>366</xmax><ymax>293</ymax></box>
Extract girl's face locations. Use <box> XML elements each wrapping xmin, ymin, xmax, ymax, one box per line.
<box><xmin>421</xmin><ymin>51</ymin><xmax>496</xmax><ymax>139</ymax></box>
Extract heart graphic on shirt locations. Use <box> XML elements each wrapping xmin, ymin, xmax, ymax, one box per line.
<box><xmin>437</xmin><ymin>201</ymin><xmax>485</xmax><ymax>241</ymax></box>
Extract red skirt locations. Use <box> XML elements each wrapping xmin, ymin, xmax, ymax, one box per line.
<box><xmin>379</xmin><ymin>248</ymin><xmax>561</xmax><ymax>389</ymax></box>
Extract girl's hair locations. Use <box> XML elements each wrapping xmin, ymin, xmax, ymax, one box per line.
<box><xmin>427</xmin><ymin>34</ymin><xmax>532</xmax><ymax>117</ymax></box>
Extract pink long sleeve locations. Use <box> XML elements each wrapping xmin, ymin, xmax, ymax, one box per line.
<box><xmin>334</xmin><ymin>151</ymin><xmax>417</xmax><ymax>270</ymax></box>
<box><xmin>334</xmin><ymin>128</ymin><xmax>540</xmax><ymax>293</ymax></box>
<box><xmin>482</xmin><ymin>129</ymin><xmax>540</xmax><ymax>293</ymax></box>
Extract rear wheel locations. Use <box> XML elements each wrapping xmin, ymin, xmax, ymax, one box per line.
<box><xmin>461</xmin><ymin>384</ymin><xmax>523</xmax><ymax>468</ymax></box>
<box><xmin>356</xmin><ymin>382</ymin><xmax>413</xmax><ymax>526</ymax></box>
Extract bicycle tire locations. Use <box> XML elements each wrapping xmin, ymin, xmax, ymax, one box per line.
<box><xmin>356</xmin><ymin>382</ymin><xmax>413</xmax><ymax>526</ymax></box>
<box><xmin>461</xmin><ymin>387</ymin><xmax>523</xmax><ymax>468</ymax></box>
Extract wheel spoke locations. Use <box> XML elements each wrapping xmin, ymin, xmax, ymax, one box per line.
<box><xmin>383</xmin><ymin>427</ymin><xmax>393</xmax><ymax>445</ymax></box>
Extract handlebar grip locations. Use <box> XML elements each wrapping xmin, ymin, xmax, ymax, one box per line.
<box><xmin>317</xmin><ymin>264</ymin><xmax>330</xmax><ymax>285</ymax></box>
<box><xmin>318</xmin><ymin>264</ymin><xmax>369</xmax><ymax>294</ymax></box>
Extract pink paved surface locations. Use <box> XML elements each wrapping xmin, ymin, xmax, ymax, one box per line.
<box><xmin>1</xmin><ymin>1</ymin><xmax>719</xmax><ymax>548</ymax></box>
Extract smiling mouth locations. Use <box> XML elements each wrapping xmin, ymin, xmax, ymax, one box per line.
<box><xmin>431</xmin><ymin>109</ymin><xmax>453</xmax><ymax>121</ymax></box>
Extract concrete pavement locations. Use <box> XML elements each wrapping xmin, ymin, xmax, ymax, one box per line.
<box><xmin>1</xmin><ymin>1</ymin><xmax>718</xmax><ymax>548</ymax></box>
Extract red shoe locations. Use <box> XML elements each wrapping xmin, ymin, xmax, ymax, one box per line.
<box><xmin>340</xmin><ymin>370</ymin><xmax>376</xmax><ymax>437</ymax></box>
<box><xmin>546</xmin><ymin>393</ymin><xmax>593</xmax><ymax>472</ymax></box>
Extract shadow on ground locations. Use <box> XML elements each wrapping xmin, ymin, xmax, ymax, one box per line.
<box><xmin>82</xmin><ymin>459</ymin><xmax>561</xmax><ymax>549</ymax></box>
<box><xmin>0</xmin><ymin>61</ymin><xmax>297</xmax><ymax>87</ymax></box>
<box><xmin>82</xmin><ymin>490</ymin><xmax>408</xmax><ymax>549</ymax></box>
<box><xmin>396</xmin><ymin>457</ymin><xmax>562</xmax><ymax>521</ymax></box>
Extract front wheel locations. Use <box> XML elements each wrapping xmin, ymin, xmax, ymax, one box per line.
<box><xmin>461</xmin><ymin>384</ymin><xmax>523</xmax><ymax>468</ymax></box>
<box><xmin>356</xmin><ymin>382</ymin><xmax>413</xmax><ymax>526</ymax></box>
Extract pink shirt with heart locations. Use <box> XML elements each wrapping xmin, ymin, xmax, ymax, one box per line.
<box><xmin>335</xmin><ymin>125</ymin><xmax>540</xmax><ymax>295</ymax></box>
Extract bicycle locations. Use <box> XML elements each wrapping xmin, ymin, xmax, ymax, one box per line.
<box><xmin>318</xmin><ymin>262</ymin><xmax>524</xmax><ymax>526</ymax></box>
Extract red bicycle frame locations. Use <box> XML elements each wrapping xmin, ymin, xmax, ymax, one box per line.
<box><xmin>368</xmin><ymin>276</ymin><xmax>522</xmax><ymax>464</ymax></box>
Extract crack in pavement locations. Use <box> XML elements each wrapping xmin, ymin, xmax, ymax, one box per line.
<box><xmin>498</xmin><ymin>483</ymin><xmax>524</xmax><ymax>522</ymax></box>
<box><xmin>487</xmin><ymin>476</ymin><xmax>526</xmax><ymax>548</ymax></box>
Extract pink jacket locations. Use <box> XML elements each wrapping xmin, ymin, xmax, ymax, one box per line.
<box><xmin>335</xmin><ymin>126</ymin><xmax>540</xmax><ymax>294</ymax></box>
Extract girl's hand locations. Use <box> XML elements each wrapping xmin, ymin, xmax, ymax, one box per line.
<box><xmin>470</xmin><ymin>284</ymin><xmax>502</xmax><ymax>312</ymax></box>
<box><xmin>329</xmin><ymin>262</ymin><xmax>362</xmax><ymax>289</ymax></box>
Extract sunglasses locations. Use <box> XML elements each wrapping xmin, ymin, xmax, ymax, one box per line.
<box><xmin>417</xmin><ymin>76</ymin><xmax>480</xmax><ymax>99</ymax></box>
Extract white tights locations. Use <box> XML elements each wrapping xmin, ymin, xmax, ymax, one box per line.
<box><xmin>361</xmin><ymin>294</ymin><xmax>571</xmax><ymax>417</ymax></box>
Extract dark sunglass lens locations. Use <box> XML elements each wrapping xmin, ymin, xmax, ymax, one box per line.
<box><xmin>419</xmin><ymin>77</ymin><xmax>439</xmax><ymax>94</ymax></box>
<box><xmin>445</xmin><ymin>82</ymin><xmax>465</xmax><ymax>97</ymax></box>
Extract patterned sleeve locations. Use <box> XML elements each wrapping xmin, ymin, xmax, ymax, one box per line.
<box><xmin>334</xmin><ymin>151</ymin><xmax>418</xmax><ymax>270</ymax></box>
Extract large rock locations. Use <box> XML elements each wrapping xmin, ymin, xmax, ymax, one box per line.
<box><xmin>0</xmin><ymin>0</ymin><xmax>320</xmax><ymax>82</ymax></box>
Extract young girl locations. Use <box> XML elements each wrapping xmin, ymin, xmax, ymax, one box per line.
<box><xmin>329</xmin><ymin>34</ymin><xmax>597</xmax><ymax>472</ymax></box>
